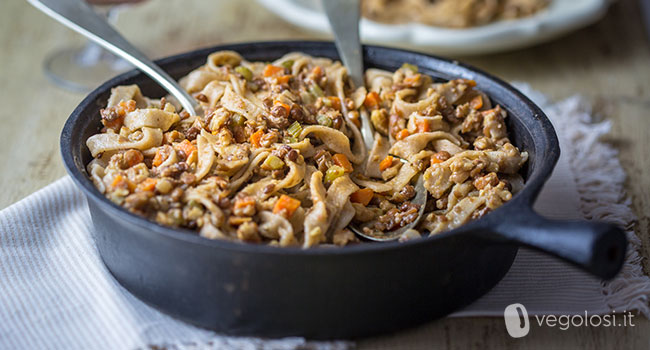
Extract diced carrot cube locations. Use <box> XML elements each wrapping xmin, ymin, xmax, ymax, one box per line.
<box><xmin>250</xmin><ymin>129</ymin><xmax>264</xmax><ymax>148</ymax></box>
<box><xmin>349</xmin><ymin>111</ymin><xmax>361</xmax><ymax>128</ymax></box>
<box><xmin>274</xmin><ymin>100</ymin><xmax>291</xmax><ymax>114</ymax></box>
<box><xmin>273</xmin><ymin>195</ymin><xmax>301</xmax><ymax>218</ymax></box>
<box><xmin>276</xmin><ymin>75</ymin><xmax>291</xmax><ymax>84</ymax></box>
<box><xmin>311</xmin><ymin>66</ymin><xmax>322</xmax><ymax>78</ymax></box>
<box><xmin>470</xmin><ymin>95</ymin><xmax>483</xmax><ymax>110</ymax></box>
<box><xmin>234</xmin><ymin>197</ymin><xmax>256</xmax><ymax>209</ymax></box>
<box><xmin>415</xmin><ymin>118</ymin><xmax>430</xmax><ymax>133</ymax></box>
<box><xmin>363</xmin><ymin>91</ymin><xmax>381</xmax><ymax>109</ymax></box>
<box><xmin>395</xmin><ymin>129</ymin><xmax>410</xmax><ymax>140</ymax></box>
<box><xmin>327</xmin><ymin>96</ymin><xmax>341</xmax><ymax>111</ymax></box>
<box><xmin>124</xmin><ymin>150</ymin><xmax>144</xmax><ymax>168</ymax></box>
<box><xmin>350</xmin><ymin>188</ymin><xmax>374</xmax><ymax>206</ymax></box>
<box><xmin>111</xmin><ymin>174</ymin><xmax>134</xmax><ymax>191</ymax></box>
<box><xmin>464</xmin><ymin>79</ymin><xmax>477</xmax><ymax>87</ymax></box>
<box><xmin>263</xmin><ymin>64</ymin><xmax>284</xmax><ymax>77</ymax></box>
<box><xmin>152</xmin><ymin>149</ymin><xmax>164</xmax><ymax>167</ymax></box>
<box><xmin>137</xmin><ymin>178</ymin><xmax>157</xmax><ymax>192</ymax></box>
<box><xmin>379</xmin><ymin>156</ymin><xmax>394</xmax><ymax>171</ymax></box>
<box><xmin>332</xmin><ymin>153</ymin><xmax>353</xmax><ymax>173</ymax></box>
<box><xmin>175</xmin><ymin>139</ymin><xmax>197</xmax><ymax>158</ymax></box>
<box><xmin>403</xmin><ymin>74</ymin><xmax>421</xmax><ymax>86</ymax></box>
<box><xmin>111</xmin><ymin>174</ymin><xmax>126</xmax><ymax>189</ymax></box>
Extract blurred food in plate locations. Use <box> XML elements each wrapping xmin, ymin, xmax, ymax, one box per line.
<box><xmin>256</xmin><ymin>0</ymin><xmax>610</xmax><ymax>55</ymax></box>
<box><xmin>362</xmin><ymin>0</ymin><xmax>550</xmax><ymax>28</ymax></box>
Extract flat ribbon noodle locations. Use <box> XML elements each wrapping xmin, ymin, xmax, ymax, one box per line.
<box><xmin>184</xmin><ymin>187</ymin><xmax>225</xmax><ymax>227</ymax></box>
<box><xmin>157</xmin><ymin>145</ymin><xmax>178</xmax><ymax>168</ymax></box>
<box><xmin>280</xmin><ymin>138</ymin><xmax>314</xmax><ymax>159</ymax></box>
<box><xmin>195</xmin><ymin>134</ymin><xmax>215</xmax><ymax>181</ymax></box>
<box><xmin>87</xmin><ymin>127</ymin><xmax>162</xmax><ymax>157</ymax></box>
<box><xmin>331</xmin><ymin>200</ymin><xmax>356</xmax><ymax>233</ymax></box>
<box><xmin>200</xmin><ymin>222</ymin><xmax>230</xmax><ymax>240</ymax></box>
<box><xmin>393</xmin><ymin>89</ymin><xmax>441</xmax><ymax>117</ymax></box>
<box><xmin>366</xmin><ymin>132</ymin><xmax>390</xmax><ymax>178</ymax></box>
<box><xmin>181</xmin><ymin>69</ymin><xmax>226</xmax><ymax>94</ymax></box>
<box><xmin>389</xmin><ymin>131</ymin><xmax>461</xmax><ymax>159</ymax></box>
<box><xmin>331</xmin><ymin>65</ymin><xmax>366</xmax><ymax>164</ymax></box>
<box><xmin>299</xmin><ymin>126</ymin><xmax>362</xmax><ymax>164</ymax></box>
<box><xmin>259</xmin><ymin>211</ymin><xmax>297</xmax><ymax>246</ymax></box>
<box><xmin>303</xmin><ymin>171</ymin><xmax>328</xmax><ymax>248</ymax></box>
<box><xmin>365</xmin><ymin>68</ymin><xmax>393</xmax><ymax>93</ymax></box>
<box><xmin>221</xmin><ymin>85</ymin><xmax>268</xmax><ymax>122</ymax></box>
<box><xmin>229</xmin><ymin>151</ymin><xmax>269</xmax><ymax>192</ymax></box>
<box><xmin>324</xmin><ymin>175</ymin><xmax>359</xmax><ymax>232</ymax></box>
<box><xmin>214</xmin><ymin>145</ymin><xmax>249</xmax><ymax>177</ymax></box>
<box><xmin>123</xmin><ymin>108</ymin><xmax>180</xmax><ymax>131</ymax></box>
<box><xmin>87</xmin><ymin>160</ymin><xmax>106</xmax><ymax>194</ymax></box>
<box><xmin>207</xmin><ymin>50</ymin><xmax>243</xmax><ymax>70</ymax></box>
<box><xmin>199</xmin><ymin>81</ymin><xmax>226</xmax><ymax>110</ymax></box>
<box><xmin>406</xmin><ymin>114</ymin><xmax>449</xmax><ymax>133</ymax></box>
<box><xmin>107</xmin><ymin>85</ymin><xmax>148</xmax><ymax>108</ymax></box>
<box><xmin>433</xmin><ymin>139</ymin><xmax>464</xmax><ymax>155</ymax></box>
<box><xmin>353</xmin><ymin>162</ymin><xmax>418</xmax><ymax>193</ymax></box>
<box><xmin>240</xmin><ymin>159</ymin><xmax>306</xmax><ymax>199</ymax></box>
<box><xmin>446</xmin><ymin>196</ymin><xmax>486</xmax><ymax>228</ymax></box>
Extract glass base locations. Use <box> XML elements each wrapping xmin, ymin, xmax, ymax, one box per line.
<box><xmin>43</xmin><ymin>45</ymin><xmax>131</xmax><ymax>93</ymax></box>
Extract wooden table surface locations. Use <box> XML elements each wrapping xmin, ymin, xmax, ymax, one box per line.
<box><xmin>1</xmin><ymin>0</ymin><xmax>649</xmax><ymax>348</ymax></box>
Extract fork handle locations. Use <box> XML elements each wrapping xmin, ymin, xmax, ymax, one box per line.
<box><xmin>27</xmin><ymin>0</ymin><xmax>199</xmax><ymax>116</ymax></box>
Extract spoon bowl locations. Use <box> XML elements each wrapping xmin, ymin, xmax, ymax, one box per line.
<box><xmin>349</xmin><ymin>174</ymin><xmax>428</xmax><ymax>241</ymax></box>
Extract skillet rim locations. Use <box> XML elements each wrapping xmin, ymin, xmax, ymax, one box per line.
<box><xmin>60</xmin><ymin>40</ymin><xmax>559</xmax><ymax>256</ymax></box>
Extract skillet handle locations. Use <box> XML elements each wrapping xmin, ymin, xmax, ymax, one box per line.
<box><xmin>492</xmin><ymin>207</ymin><xmax>627</xmax><ymax>280</ymax></box>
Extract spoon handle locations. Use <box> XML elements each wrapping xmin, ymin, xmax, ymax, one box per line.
<box><xmin>322</xmin><ymin>0</ymin><xmax>375</xmax><ymax>151</ymax></box>
<box><xmin>322</xmin><ymin>0</ymin><xmax>363</xmax><ymax>87</ymax></box>
<box><xmin>27</xmin><ymin>0</ymin><xmax>199</xmax><ymax>116</ymax></box>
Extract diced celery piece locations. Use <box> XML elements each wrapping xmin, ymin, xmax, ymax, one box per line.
<box><xmin>230</xmin><ymin>114</ymin><xmax>246</xmax><ymax>126</ymax></box>
<box><xmin>262</xmin><ymin>155</ymin><xmax>285</xmax><ymax>170</ymax></box>
<box><xmin>309</xmin><ymin>83</ymin><xmax>324</xmax><ymax>97</ymax></box>
<box><xmin>324</xmin><ymin>165</ymin><xmax>345</xmax><ymax>182</ymax></box>
<box><xmin>287</xmin><ymin>121</ymin><xmax>302</xmax><ymax>138</ymax></box>
<box><xmin>281</xmin><ymin>59</ymin><xmax>294</xmax><ymax>70</ymax></box>
<box><xmin>317</xmin><ymin>114</ymin><xmax>332</xmax><ymax>127</ymax></box>
<box><xmin>235</xmin><ymin>66</ymin><xmax>253</xmax><ymax>81</ymax></box>
<box><xmin>300</xmin><ymin>91</ymin><xmax>315</xmax><ymax>105</ymax></box>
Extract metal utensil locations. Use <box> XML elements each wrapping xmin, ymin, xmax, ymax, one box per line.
<box><xmin>322</xmin><ymin>0</ymin><xmax>373</xmax><ymax>148</ymax></box>
<box><xmin>27</xmin><ymin>0</ymin><xmax>201</xmax><ymax>116</ymax></box>
<box><xmin>323</xmin><ymin>0</ymin><xmax>427</xmax><ymax>241</ymax></box>
<box><xmin>354</xmin><ymin>173</ymin><xmax>428</xmax><ymax>242</ymax></box>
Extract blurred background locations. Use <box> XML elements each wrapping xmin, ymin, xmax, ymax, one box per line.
<box><xmin>0</xmin><ymin>0</ymin><xmax>649</xmax><ymax>347</ymax></box>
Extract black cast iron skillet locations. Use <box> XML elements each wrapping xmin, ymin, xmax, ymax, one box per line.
<box><xmin>60</xmin><ymin>41</ymin><xmax>627</xmax><ymax>339</ymax></box>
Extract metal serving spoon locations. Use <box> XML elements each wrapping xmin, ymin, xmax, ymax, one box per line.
<box><xmin>323</xmin><ymin>0</ymin><xmax>427</xmax><ymax>241</ymax></box>
<box><xmin>27</xmin><ymin>0</ymin><xmax>201</xmax><ymax>117</ymax></box>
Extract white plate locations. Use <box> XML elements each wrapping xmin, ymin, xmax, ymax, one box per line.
<box><xmin>257</xmin><ymin>0</ymin><xmax>611</xmax><ymax>55</ymax></box>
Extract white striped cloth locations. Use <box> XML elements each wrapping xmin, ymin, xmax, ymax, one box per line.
<box><xmin>0</xmin><ymin>85</ymin><xmax>648</xmax><ymax>349</ymax></box>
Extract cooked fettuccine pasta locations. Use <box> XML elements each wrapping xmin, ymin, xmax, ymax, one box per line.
<box><xmin>86</xmin><ymin>51</ymin><xmax>527</xmax><ymax>247</ymax></box>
